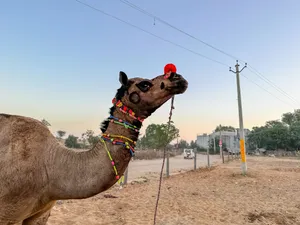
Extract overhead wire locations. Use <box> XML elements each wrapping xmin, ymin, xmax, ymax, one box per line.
<box><xmin>240</xmin><ymin>74</ymin><xmax>295</xmax><ymax>108</ymax></box>
<box><xmin>118</xmin><ymin>0</ymin><xmax>239</xmax><ymax>61</ymax></box>
<box><xmin>118</xmin><ymin>0</ymin><xmax>300</xmax><ymax>108</ymax></box>
<box><xmin>246</xmin><ymin>65</ymin><xmax>300</xmax><ymax>106</ymax></box>
<box><xmin>74</xmin><ymin>0</ymin><xmax>229</xmax><ymax>68</ymax></box>
<box><xmin>74</xmin><ymin>0</ymin><xmax>297</xmax><ymax>108</ymax></box>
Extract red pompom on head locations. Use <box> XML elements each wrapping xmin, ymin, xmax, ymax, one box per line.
<box><xmin>164</xmin><ymin>63</ymin><xmax>177</xmax><ymax>74</ymax></box>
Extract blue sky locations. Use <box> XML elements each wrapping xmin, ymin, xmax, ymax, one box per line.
<box><xmin>1</xmin><ymin>0</ymin><xmax>300</xmax><ymax>141</ymax></box>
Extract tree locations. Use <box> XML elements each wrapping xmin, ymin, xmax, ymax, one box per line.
<box><xmin>82</xmin><ymin>130</ymin><xmax>99</xmax><ymax>147</ymax></box>
<box><xmin>65</xmin><ymin>135</ymin><xmax>81</xmax><ymax>149</ymax></box>
<box><xmin>57</xmin><ymin>130</ymin><xmax>66</xmax><ymax>139</ymax></box>
<box><xmin>247</xmin><ymin>126</ymin><xmax>267</xmax><ymax>149</ymax></box>
<box><xmin>289</xmin><ymin>121</ymin><xmax>300</xmax><ymax>150</ymax></box>
<box><xmin>138</xmin><ymin>123</ymin><xmax>180</xmax><ymax>149</ymax></box>
<box><xmin>265</xmin><ymin>120</ymin><xmax>289</xmax><ymax>149</ymax></box>
<box><xmin>80</xmin><ymin>133</ymin><xmax>88</xmax><ymax>149</ymax></box>
<box><xmin>293</xmin><ymin>109</ymin><xmax>300</xmax><ymax>122</ymax></box>
<box><xmin>190</xmin><ymin>140</ymin><xmax>198</xmax><ymax>149</ymax></box>
<box><xmin>215</xmin><ymin>124</ymin><xmax>235</xmax><ymax>132</ymax></box>
<box><xmin>135</xmin><ymin>133</ymin><xmax>145</xmax><ymax>149</ymax></box>
<box><xmin>41</xmin><ymin>119</ymin><xmax>51</xmax><ymax>127</ymax></box>
<box><xmin>178</xmin><ymin>139</ymin><xmax>189</xmax><ymax>149</ymax></box>
<box><xmin>282</xmin><ymin>112</ymin><xmax>295</xmax><ymax>126</ymax></box>
<box><xmin>247</xmin><ymin>117</ymin><xmax>295</xmax><ymax>150</ymax></box>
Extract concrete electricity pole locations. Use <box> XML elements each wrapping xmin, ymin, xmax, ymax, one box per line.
<box><xmin>230</xmin><ymin>60</ymin><xmax>247</xmax><ymax>175</ymax></box>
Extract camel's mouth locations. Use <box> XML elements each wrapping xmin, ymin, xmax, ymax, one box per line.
<box><xmin>165</xmin><ymin>78</ymin><xmax>188</xmax><ymax>95</ymax></box>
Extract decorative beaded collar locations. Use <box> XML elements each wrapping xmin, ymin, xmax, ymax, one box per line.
<box><xmin>112</xmin><ymin>98</ymin><xmax>144</xmax><ymax>123</ymax></box>
<box><xmin>108</xmin><ymin>115</ymin><xmax>140</xmax><ymax>133</ymax></box>
<box><xmin>100</xmin><ymin>133</ymin><xmax>136</xmax><ymax>181</ymax></box>
<box><xmin>100</xmin><ymin>100</ymin><xmax>142</xmax><ymax>181</ymax></box>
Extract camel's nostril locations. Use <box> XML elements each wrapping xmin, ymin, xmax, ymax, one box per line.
<box><xmin>160</xmin><ymin>82</ymin><xmax>165</xmax><ymax>90</ymax></box>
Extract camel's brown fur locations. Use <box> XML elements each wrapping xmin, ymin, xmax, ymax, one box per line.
<box><xmin>0</xmin><ymin>71</ymin><xmax>188</xmax><ymax>224</ymax></box>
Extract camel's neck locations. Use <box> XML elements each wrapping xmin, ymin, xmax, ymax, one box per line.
<box><xmin>47</xmin><ymin>103</ymin><xmax>142</xmax><ymax>200</ymax></box>
<box><xmin>103</xmin><ymin>105</ymin><xmax>142</xmax><ymax>143</ymax></box>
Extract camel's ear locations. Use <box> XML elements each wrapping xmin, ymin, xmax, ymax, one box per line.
<box><xmin>119</xmin><ymin>71</ymin><xmax>128</xmax><ymax>86</ymax></box>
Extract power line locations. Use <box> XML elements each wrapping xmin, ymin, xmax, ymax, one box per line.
<box><xmin>240</xmin><ymin>73</ymin><xmax>295</xmax><ymax>108</ymax></box>
<box><xmin>74</xmin><ymin>0</ymin><xmax>229</xmax><ymax>67</ymax></box>
<box><xmin>246</xmin><ymin>65</ymin><xmax>300</xmax><ymax>106</ymax></box>
<box><xmin>118</xmin><ymin>0</ymin><xmax>239</xmax><ymax>61</ymax></box>
<box><xmin>74</xmin><ymin>0</ymin><xmax>296</xmax><ymax>109</ymax></box>
<box><xmin>118</xmin><ymin>0</ymin><xmax>300</xmax><ymax>107</ymax></box>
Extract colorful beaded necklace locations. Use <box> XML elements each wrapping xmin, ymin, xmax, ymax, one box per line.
<box><xmin>112</xmin><ymin>98</ymin><xmax>144</xmax><ymax>123</ymax></box>
<box><xmin>100</xmin><ymin>100</ymin><xmax>142</xmax><ymax>180</ymax></box>
<box><xmin>101</xmin><ymin>133</ymin><xmax>136</xmax><ymax>156</ymax></box>
<box><xmin>108</xmin><ymin>115</ymin><xmax>140</xmax><ymax>133</ymax></box>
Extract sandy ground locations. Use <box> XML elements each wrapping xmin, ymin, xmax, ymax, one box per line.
<box><xmin>48</xmin><ymin>156</ymin><xmax>300</xmax><ymax>225</ymax></box>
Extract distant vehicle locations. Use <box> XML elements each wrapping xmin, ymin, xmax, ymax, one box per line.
<box><xmin>183</xmin><ymin>148</ymin><xmax>195</xmax><ymax>159</ymax></box>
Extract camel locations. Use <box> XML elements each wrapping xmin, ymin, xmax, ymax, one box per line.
<box><xmin>0</xmin><ymin>70</ymin><xmax>188</xmax><ymax>224</ymax></box>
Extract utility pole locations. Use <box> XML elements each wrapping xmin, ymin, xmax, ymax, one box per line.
<box><xmin>230</xmin><ymin>60</ymin><xmax>247</xmax><ymax>175</ymax></box>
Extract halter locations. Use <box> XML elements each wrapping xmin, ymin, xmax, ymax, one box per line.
<box><xmin>100</xmin><ymin>99</ymin><xmax>142</xmax><ymax>180</ymax></box>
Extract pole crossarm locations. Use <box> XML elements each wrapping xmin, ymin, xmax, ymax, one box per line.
<box><xmin>229</xmin><ymin>60</ymin><xmax>247</xmax><ymax>74</ymax></box>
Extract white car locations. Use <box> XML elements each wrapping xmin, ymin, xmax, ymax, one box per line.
<box><xmin>183</xmin><ymin>148</ymin><xmax>195</xmax><ymax>159</ymax></box>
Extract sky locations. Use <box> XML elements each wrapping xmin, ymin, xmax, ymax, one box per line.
<box><xmin>1</xmin><ymin>0</ymin><xmax>300</xmax><ymax>142</ymax></box>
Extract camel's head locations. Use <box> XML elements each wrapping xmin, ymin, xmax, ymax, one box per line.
<box><xmin>114</xmin><ymin>70</ymin><xmax>188</xmax><ymax>120</ymax></box>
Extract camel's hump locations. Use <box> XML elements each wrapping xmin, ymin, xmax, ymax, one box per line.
<box><xmin>0</xmin><ymin>113</ymin><xmax>12</xmax><ymax>118</ymax></box>
<box><xmin>0</xmin><ymin>113</ymin><xmax>53</xmax><ymax>145</ymax></box>
<box><xmin>1</xmin><ymin>113</ymin><xmax>39</xmax><ymax>121</ymax></box>
<box><xmin>0</xmin><ymin>114</ymin><xmax>46</xmax><ymax>128</ymax></box>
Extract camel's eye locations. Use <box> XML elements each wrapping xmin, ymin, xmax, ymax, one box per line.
<box><xmin>136</xmin><ymin>81</ymin><xmax>153</xmax><ymax>92</ymax></box>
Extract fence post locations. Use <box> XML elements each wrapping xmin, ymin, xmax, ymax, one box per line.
<box><xmin>194</xmin><ymin>148</ymin><xmax>197</xmax><ymax>170</ymax></box>
<box><xmin>221</xmin><ymin>148</ymin><xmax>225</xmax><ymax>164</ymax></box>
<box><xmin>166</xmin><ymin>148</ymin><xmax>170</xmax><ymax>177</ymax></box>
<box><xmin>207</xmin><ymin>147</ymin><xmax>210</xmax><ymax>168</ymax></box>
<box><xmin>124</xmin><ymin>167</ymin><xmax>128</xmax><ymax>185</ymax></box>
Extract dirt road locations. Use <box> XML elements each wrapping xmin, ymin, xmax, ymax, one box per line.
<box><xmin>127</xmin><ymin>153</ymin><xmax>222</xmax><ymax>181</ymax></box>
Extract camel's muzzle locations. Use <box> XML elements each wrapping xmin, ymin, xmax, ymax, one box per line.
<box><xmin>165</xmin><ymin>73</ymin><xmax>188</xmax><ymax>94</ymax></box>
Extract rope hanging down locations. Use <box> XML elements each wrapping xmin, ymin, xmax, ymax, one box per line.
<box><xmin>153</xmin><ymin>63</ymin><xmax>177</xmax><ymax>225</ymax></box>
<box><xmin>153</xmin><ymin>96</ymin><xmax>175</xmax><ymax>225</ymax></box>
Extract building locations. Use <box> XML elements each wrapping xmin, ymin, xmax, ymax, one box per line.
<box><xmin>210</xmin><ymin>130</ymin><xmax>237</xmax><ymax>150</ymax></box>
<box><xmin>196</xmin><ymin>133</ymin><xmax>209</xmax><ymax>149</ymax></box>
<box><xmin>197</xmin><ymin>128</ymin><xmax>250</xmax><ymax>153</ymax></box>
